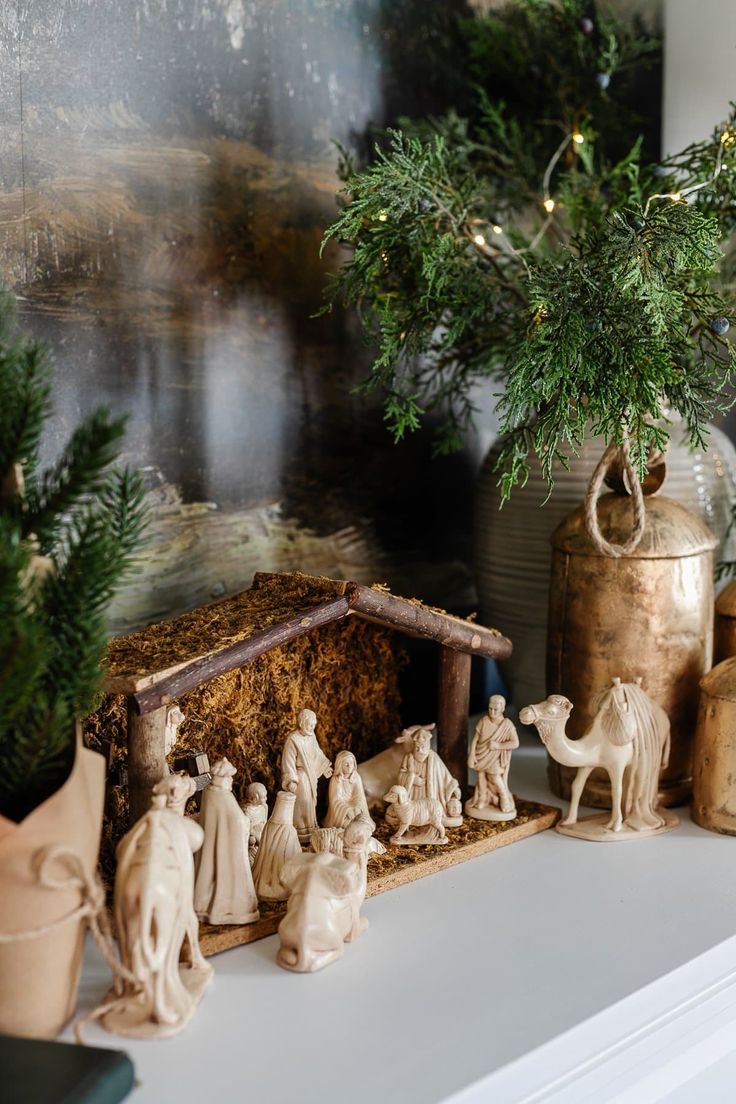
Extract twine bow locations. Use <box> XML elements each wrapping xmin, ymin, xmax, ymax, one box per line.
<box><xmin>584</xmin><ymin>434</ymin><xmax>646</xmax><ymax>557</ymax></box>
<box><xmin>0</xmin><ymin>843</ymin><xmax>139</xmax><ymax>1042</ymax></box>
<box><xmin>0</xmin><ymin>845</ymin><xmax>109</xmax><ymax>947</ymax></box>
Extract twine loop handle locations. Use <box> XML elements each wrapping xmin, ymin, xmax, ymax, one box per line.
<box><xmin>584</xmin><ymin>435</ymin><xmax>646</xmax><ymax>557</ymax></box>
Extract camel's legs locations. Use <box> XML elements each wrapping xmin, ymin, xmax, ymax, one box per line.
<box><xmin>562</xmin><ymin>766</ymin><xmax>593</xmax><ymax>826</ymax></box>
<box><xmin>606</xmin><ymin>759</ymin><xmax>626</xmax><ymax>832</ymax></box>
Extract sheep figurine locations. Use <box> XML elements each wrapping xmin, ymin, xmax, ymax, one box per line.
<box><xmin>382</xmin><ymin>785</ymin><xmax>449</xmax><ymax>846</ymax></box>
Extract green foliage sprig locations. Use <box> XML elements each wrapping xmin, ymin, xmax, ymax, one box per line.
<box><xmin>0</xmin><ymin>297</ymin><xmax>147</xmax><ymax>821</ymax></box>
<box><xmin>323</xmin><ymin>0</ymin><xmax>736</xmax><ymax>498</ymax></box>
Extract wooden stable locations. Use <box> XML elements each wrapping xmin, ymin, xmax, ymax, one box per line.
<box><xmin>101</xmin><ymin>571</ymin><xmax>513</xmax><ymax>825</ymax></box>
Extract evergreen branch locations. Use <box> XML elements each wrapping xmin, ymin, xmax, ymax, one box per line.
<box><xmin>322</xmin><ymin>0</ymin><xmax>734</xmax><ymax>484</ymax></box>
<box><xmin>24</xmin><ymin>407</ymin><xmax>127</xmax><ymax>549</ymax></box>
<box><xmin>0</xmin><ymin>298</ymin><xmax>147</xmax><ymax>820</ymax></box>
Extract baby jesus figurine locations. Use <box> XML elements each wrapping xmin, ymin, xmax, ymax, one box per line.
<box><xmin>465</xmin><ymin>695</ymin><xmax>519</xmax><ymax>822</ymax></box>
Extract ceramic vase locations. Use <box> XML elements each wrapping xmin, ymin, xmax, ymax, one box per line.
<box><xmin>475</xmin><ymin>417</ymin><xmax>736</xmax><ymax>707</ymax></box>
<box><xmin>0</xmin><ymin>741</ymin><xmax>105</xmax><ymax>1038</ymax></box>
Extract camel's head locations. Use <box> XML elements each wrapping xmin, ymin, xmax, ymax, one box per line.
<box><xmin>519</xmin><ymin>695</ymin><xmax>573</xmax><ymax>740</ymax></box>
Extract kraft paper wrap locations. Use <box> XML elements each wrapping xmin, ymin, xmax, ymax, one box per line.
<box><xmin>0</xmin><ymin>741</ymin><xmax>105</xmax><ymax>1038</ymax></box>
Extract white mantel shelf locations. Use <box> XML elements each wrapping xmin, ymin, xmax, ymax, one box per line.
<box><xmin>68</xmin><ymin>736</ymin><xmax>736</xmax><ymax>1103</ymax></box>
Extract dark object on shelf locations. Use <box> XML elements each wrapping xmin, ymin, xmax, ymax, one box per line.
<box><xmin>172</xmin><ymin>750</ymin><xmax>211</xmax><ymax>809</ymax></box>
<box><xmin>0</xmin><ymin>1034</ymin><xmax>135</xmax><ymax>1104</ymax></box>
<box><xmin>173</xmin><ymin>751</ymin><xmax>210</xmax><ymax>777</ymax></box>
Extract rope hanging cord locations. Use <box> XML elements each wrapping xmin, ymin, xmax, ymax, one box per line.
<box><xmin>584</xmin><ymin>435</ymin><xmax>647</xmax><ymax>558</ymax></box>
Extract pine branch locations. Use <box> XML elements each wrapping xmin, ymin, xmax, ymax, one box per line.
<box><xmin>24</xmin><ymin>407</ymin><xmax>127</xmax><ymax>549</ymax></box>
<box><xmin>0</xmin><ymin>299</ymin><xmax>147</xmax><ymax>821</ymax></box>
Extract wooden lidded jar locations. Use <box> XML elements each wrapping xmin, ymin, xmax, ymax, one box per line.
<box><xmin>546</xmin><ymin>488</ymin><xmax>716</xmax><ymax>808</ymax></box>
<box><xmin>692</xmin><ymin>658</ymin><xmax>736</xmax><ymax>834</ymax></box>
<box><xmin>715</xmin><ymin>580</ymin><xmax>736</xmax><ymax>663</ymax></box>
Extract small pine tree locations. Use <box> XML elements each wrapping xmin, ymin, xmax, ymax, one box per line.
<box><xmin>0</xmin><ymin>296</ymin><xmax>147</xmax><ymax>821</ymax></box>
<box><xmin>322</xmin><ymin>0</ymin><xmax>736</xmax><ymax>498</ymax></box>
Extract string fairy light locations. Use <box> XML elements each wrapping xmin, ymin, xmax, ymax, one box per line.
<box><xmin>541</xmin><ymin>132</ymin><xmax>572</xmax><ymax>213</ymax></box>
<box><xmin>465</xmin><ymin>129</ymin><xmax>584</xmax><ymax>262</ymax></box>
<box><xmin>465</xmin><ymin>218</ymin><xmax>531</xmax><ymax>277</ymax></box>
<box><xmin>460</xmin><ymin>115</ymin><xmax>730</xmax><ymax>291</ymax></box>
<box><xmin>644</xmin><ymin>131</ymin><xmax>728</xmax><ymax>216</ymax></box>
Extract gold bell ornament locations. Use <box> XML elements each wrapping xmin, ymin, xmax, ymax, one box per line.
<box><xmin>692</xmin><ymin>658</ymin><xmax>736</xmax><ymax>834</ymax></box>
<box><xmin>545</xmin><ymin>440</ymin><xmax>716</xmax><ymax>808</ymax></box>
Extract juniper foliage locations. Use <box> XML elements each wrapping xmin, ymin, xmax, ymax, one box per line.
<box><xmin>322</xmin><ymin>0</ymin><xmax>736</xmax><ymax>497</ymax></box>
<box><xmin>0</xmin><ymin>298</ymin><xmax>147</xmax><ymax>821</ymax></box>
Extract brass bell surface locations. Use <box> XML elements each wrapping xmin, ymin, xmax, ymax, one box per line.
<box><xmin>546</xmin><ymin>491</ymin><xmax>716</xmax><ymax>808</ymax></box>
<box><xmin>692</xmin><ymin>657</ymin><xmax>736</xmax><ymax>834</ymax></box>
<box><xmin>715</xmin><ymin>579</ymin><xmax>736</xmax><ymax>663</ymax></box>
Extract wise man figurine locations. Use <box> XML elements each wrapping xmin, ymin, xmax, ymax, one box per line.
<box><xmin>466</xmin><ymin>695</ymin><xmax>519</xmax><ymax>822</ymax></box>
<box><xmin>281</xmin><ymin>708</ymin><xmax>333</xmax><ymax>843</ymax></box>
<box><xmin>392</xmin><ymin>724</ymin><xmax>463</xmax><ymax>828</ymax></box>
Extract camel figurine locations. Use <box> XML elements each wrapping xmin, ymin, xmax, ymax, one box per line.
<box><xmin>520</xmin><ymin>678</ymin><xmax>678</xmax><ymax>841</ymax></box>
<box><xmin>276</xmin><ymin>816</ymin><xmax>372</xmax><ymax>973</ymax></box>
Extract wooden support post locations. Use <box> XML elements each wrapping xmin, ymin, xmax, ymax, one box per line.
<box><xmin>437</xmin><ymin>646</ymin><xmax>471</xmax><ymax>795</ymax></box>
<box><xmin>127</xmin><ymin>697</ymin><xmax>168</xmax><ymax>825</ymax></box>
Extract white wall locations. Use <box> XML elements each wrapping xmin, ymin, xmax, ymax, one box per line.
<box><xmin>664</xmin><ymin>0</ymin><xmax>736</xmax><ymax>155</ymax></box>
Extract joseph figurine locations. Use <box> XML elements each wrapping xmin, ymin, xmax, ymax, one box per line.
<box><xmin>281</xmin><ymin>708</ymin><xmax>333</xmax><ymax>842</ymax></box>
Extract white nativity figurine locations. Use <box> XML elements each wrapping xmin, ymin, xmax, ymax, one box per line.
<box><xmin>153</xmin><ymin>772</ymin><xmax>196</xmax><ymax>817</ymax></box>
<box><xmin>164</xmin><ymin>703</ymin><xmax>185</xmax><ymax>759</ymax></box>
<box><xmin>325</xmin><ymin>749</ymin><xmax>386</xmax><ymax>856</ymax></box>
<box><xmin>194</xmin><ymin>757</ymin><xmax>259</xmax><ymax>926</ymax></box>
<box><xmin>252</xmin><ymin>789</ymin><xmax>302</xmax><ymax>901</ymax></box>
<box><xmin>389</xmin><ymin>724</ymin><xmax>463</xmax><ymax>828</ymax></box>
<box><xmin>466</xmin><ymin>695</ymin><xmax>519</xmax><ymax>822</ymax></box>
<box><xmin>277</xmin><ymin>816</ymin><xmax>372</xmax><ymax>973</ymax></box>
<box><xmin>310</xmin><ymin>826</ymin><xmax>345</xmax><ymax>856</ymax></box>
<box><xmin>242</xmin><ymin>781</ymin><xmax>268</xmax><ymax>864</ymax></box>
<box><xmin>383</xmin><ymin>784</ymin><xmax>449</xmax><ymax>846</ymax></box>
<box><xmin>520</xmin><ymin>677</ymin><xmax>677</xmax><ymax>842</ymax></box>
<box><xmin>357</xmin><ymin>741</ymin><xmax>406</xmax><ymax>815</ymax></box>
<box><xmin>96</xmin><ymin>781</ymin><xmax>213</xmax><ymax>1039</ymax></box>
<box><xmin>281</xmin><ymin>708</ymin><xmax>333</xmax><ymax>843</ymax></box>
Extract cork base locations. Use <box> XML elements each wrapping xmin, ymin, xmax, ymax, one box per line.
<box><xmin>555</xmin><ymin>808</ymin><xmax>679</xmax><ymax>843</ymax></box>
<box><xmin>198</xmin><ymin>795</ymin><xmax>560</xmax><ymax>956</ymax></box>
<box><xmin>464</xmin><ymin>802</ymin><xmax>516</xmax><ymax>823</ymax></box>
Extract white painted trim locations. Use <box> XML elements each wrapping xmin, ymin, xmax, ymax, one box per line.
<box><xmin>447</xmin><ymin>937</ymin><xmax>736</xmax><ymax>1104</ymax></box>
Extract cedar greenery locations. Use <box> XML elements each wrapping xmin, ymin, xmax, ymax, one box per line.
<box><xmin>322</xmin><ymin>0</ymin><xmax>736</xmax><ymax>498</ymax></box>
<box><xmin>0</xmin><ymin>297</ymin><xmax>147</xmax><ymax>821</ymax></box>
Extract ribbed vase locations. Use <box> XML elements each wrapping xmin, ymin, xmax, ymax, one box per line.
<box><xmin>475</xmin><ymin>418</ymin><xmax>736</xmax><ymax>709</ymax></box>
